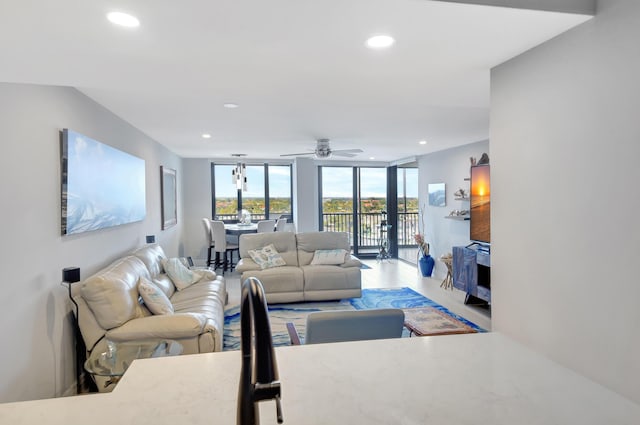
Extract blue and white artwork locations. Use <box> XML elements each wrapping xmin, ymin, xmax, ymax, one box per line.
<box><xmin>61</xmin><ymin>129</ymin><xmax>146</xmax><ymax>235</ymax></box>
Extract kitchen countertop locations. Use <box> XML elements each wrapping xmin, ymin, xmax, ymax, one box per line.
<box><xmin>1</xmin><ymin>332</ymin><xmax>638</xmax><ymax>424</ymax></box>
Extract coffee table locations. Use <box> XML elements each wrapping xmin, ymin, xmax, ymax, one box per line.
<box><xmin>85</xmin><ymin>340</ymin><xmax>183</xmax><ymax>389</ymax></box>
<box><xmin>403</xmin><ymin>307</ymin><xmax>477</xmax><ymax>337</ymax></box>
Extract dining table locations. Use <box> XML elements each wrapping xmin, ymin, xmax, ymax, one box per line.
<box><xmin>224</xmin><ymin>223</ymin><xmax>258</xmax><ymax>235</ymax></box>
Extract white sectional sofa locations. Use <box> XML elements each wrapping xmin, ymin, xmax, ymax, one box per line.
<box><xmin>236</xmin><ymin>231</ymin><xmax>362</xmax><ymax>303</ymax></box>
<box><xmin>72</xmin><ymin>244</ymin><xmax>227</xmax><ymax>391</ymax></box>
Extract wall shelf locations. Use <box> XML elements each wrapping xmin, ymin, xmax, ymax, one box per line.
<box><xmin>454</xmin><ymin>197</ymin><xmax>469</xmax><ymax>201</ymax></box>
<box><xmin>444</xmin><ymin>216</ymin><xmax>470</xmax><ymax>221</ymax></box>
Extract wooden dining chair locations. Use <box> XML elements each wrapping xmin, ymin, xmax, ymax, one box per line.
<box><xmin>210</xmin><ymin>220</ymin><xmax>239</xmax><ymax>273</ymax></box>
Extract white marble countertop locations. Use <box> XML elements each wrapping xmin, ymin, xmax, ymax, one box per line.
<box><xmin>1</xmin><ymin>333</ymin><xmax>638</xmax><ymax>424</ymax></box>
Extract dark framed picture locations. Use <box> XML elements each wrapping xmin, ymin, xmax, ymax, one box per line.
<box><xmin>161</xmin><ymin>166</ymin><xmax>177</xmax><ymax>229</ymax></box>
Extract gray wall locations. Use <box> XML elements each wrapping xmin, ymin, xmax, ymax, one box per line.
<box><xmin>0</xmin><ymin>83</ymin><xmax>183</xmax><ymax>403</ymax></box>
<box><xmin>491</xmin><ymin>0</ymin><xmax>640</xmax><ymax>403</ymax></box>
<box><xmin>417</xmin><ymin>140</ymin><xmax>490</xmax><ymax>278</ymax></box>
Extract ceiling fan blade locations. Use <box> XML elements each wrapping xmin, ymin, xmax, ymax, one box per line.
<box><xmin>331</xmin><ymin>151</ymin><xmax>358</xmax><ymax>157</ymax></box>
<box><xmin>332</xmin><ymin>148</ymin><xmax>363</xmax><ymax>154</ymax></box>
<box><xmin>279</xmin><ymin>152</ymin><xmax>315</xmax><ymax>157</ymax></box>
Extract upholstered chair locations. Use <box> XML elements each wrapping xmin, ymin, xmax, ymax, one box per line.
<box><xmin>202</xmin><ymin>218</ymin><xmax>215</xmax><ymax>267</ymax></box>
<box><xmin>257</xmin><ymin>219</ymin><xmax>276</xmax><ymax>233</ymax></box>
<box><xmin>286</xmin><ymin>308</ymin><xmax>405</xmax><ymax>345</ymax></box>
<box><xmin>275</xmin><ymin>218</ymin><xmax>287</xmax><ymax>231</ymax></box>
<box><xmin>211</xmin><ymin>220</ymin><xmax>239</xmax><ymax>273</ymax></box>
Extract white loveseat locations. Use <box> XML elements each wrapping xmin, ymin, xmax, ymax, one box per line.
<box><xmin>236</xmin><ymin>231</ymin><xmax>362</xmax><ymax>303</ymax></box>
<box><xmin>72</xmin><ymin>244</ymin><xmax>227</xmax><ymax>390</ymax></box>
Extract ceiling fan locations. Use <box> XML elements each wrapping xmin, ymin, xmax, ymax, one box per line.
<box><xmin>280</xmin><ymin>139</ymin><xmax>363</xmax><ymax>159</ymax></box>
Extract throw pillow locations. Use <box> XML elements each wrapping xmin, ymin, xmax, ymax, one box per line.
<box><xmin>310</xmin><ymin>249</ymin><xmax>348</xmax><ymax>265</ymax></box>
<box><xmin>138</xmin><ymin>277</ymin><xmax>174</xmax><ymax>315</ymax></box>
<box><xmin>162</xmin><ymin>258</ymin><xmax>203</xmax><ymax>291</ymax></box>
<box><xmin>247</xmin><ymin>244</ymin><xmax>286</xmax><ymax>270</ymax></box>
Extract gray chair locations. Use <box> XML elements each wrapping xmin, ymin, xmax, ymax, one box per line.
<box><xmin>287</xmin><ymin>308</ymin><xmax>405</xmax><ymax>345</ymax></box>
<box><xmin>202</xmin><ymin>218</ymin><xmax>215</xmax><ymax>267</ymax></box>
<box><xmin>210</xmin><ymin>220</ymin><xmax>239</xmax><ymax>273</ymax></box>
<box><xmin>256</xmin><ymin>219</ymin><xmax>276</xmax><ymax>233</ymax></box>
<box><xmin>275</xmin><ymin>217</ymin><xmax>287</xmax><ymax>231</ymax></box>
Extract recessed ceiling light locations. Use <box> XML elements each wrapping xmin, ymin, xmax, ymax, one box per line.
<box><xmin>419</xmin><ymin>140</ymin><xmax>427</xmax><ymax>145</ymax></box>
<box><xmin>369</xmin><ymin>157</ymin><xmax>375</xmax><ymax>160</ymax></box>
<box><xmin>223</xmin><ymin>103</ymin><xmax>239</xmax><ymax>109</ymax></box>
<box><xmin>202</xmin><ymin>133</ymin><xmax>211</xmax><ymax>139</ymax></box>
<box><xmin>107</xmin><ymin>12</ymin><xmax>140</xmax><ymax>28</ymax></box>
<box><xmin>366</xmin><ymin>35</ymin><xmax>395</xmax><ymax>49</ymax></box>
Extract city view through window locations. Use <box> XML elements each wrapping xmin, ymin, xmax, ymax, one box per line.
<box><xmin>213</xmin><ymin>164</ymin><xmax>418</xmax><ymax>258</ymax></box>
<box><xmin>213</xmin><ymin>164</ymin><xmax>291</xmax><ymax>220</ymax></box>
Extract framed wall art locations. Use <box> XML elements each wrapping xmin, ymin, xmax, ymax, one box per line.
<box><xmin>428</xmin><ymin>183</ymin><xmax>446</xmax><ymax>207</ymax></box>
<box><xmin>161</xmin><ymin>166</ymin><xmax>177</xmax><ymax>229</ymax></box>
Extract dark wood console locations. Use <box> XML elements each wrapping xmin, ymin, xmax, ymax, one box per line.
<box><xmin>452</xmin><ymin>245</ymin><xmax>491</xmax><ymax>304</ymax></box>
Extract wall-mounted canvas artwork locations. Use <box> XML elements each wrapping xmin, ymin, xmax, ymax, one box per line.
<box><xmin>428</xmin><ymin>183</ymin><xmax>446</xmax><ymax>207</ymax></box>
<box><xmin>61</xmin><ymin>129</ymin><xmax>146</xmax><ymax>235</ymax></box>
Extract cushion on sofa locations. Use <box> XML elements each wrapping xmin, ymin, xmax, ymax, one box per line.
<box><xmin>248</xmin><ymin>244</ymin><xmax>287</xmax><ymax>269</ymax></box>
<box><xmin>310</xmin><ymin>249</ymin><xmax>348</xmax><ymax>265</ymax></box>
<box><xmin>152</xmin><ymin>274</ymin><xmax>176</xmax><ymax>298</ymax></box>
<box><xmin>138</xmin><ymin>277</ymin><xmax>174</xmax><ymax>315</ymax></box>
<box><xmin>132</xmin><ymin>243</ymin><xmax>167</xmax><ymax>278</ymax></box>
<box><xmin>239</xmin><ymin>232</ymin><xmax>299</xmax><ymax>266</ymax></box>
<box><xmin>296</xmin><ymin>232</ymin><xmax>351</xmax><ymax>266</ymax></box>
<box><xmin>81</xmin><ymin>256</ymin><xmax>151</xmax><ymax>329</ymax></box>
<box><xmin>162</xmin><ymin>258</ymin><xmax>203</xmax><ymax>291</ymax></box>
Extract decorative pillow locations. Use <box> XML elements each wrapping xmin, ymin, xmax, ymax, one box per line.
<box><xmin>247</xmin><ymin>244</ymin><xmax>286</xmax><ymax>270</ymax></box>
<box><xmin>310</xmin><ymin>249</ymin><xmax>348</xmax><ymax>265</ymax></box>
<box><xmin>162</xmin><ymin>258</ymin><xmax>203</xmax><ymax>291</ymax></box>
<box><xmin>138</xmin><ymin>277</ymin><xmax>174</xmax><ymax>315</ymax></box>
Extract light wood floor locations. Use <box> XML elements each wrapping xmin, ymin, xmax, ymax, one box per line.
<box><xmin>221</xmin><ymin>258</ymin><xmax>492</xmax><ymax>331</ymax></box>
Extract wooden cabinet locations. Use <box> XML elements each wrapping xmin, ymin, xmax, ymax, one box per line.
<box><xmin>452</xmin><ymin>246</ymin><xmax>491</xmax><ymax>304</ymax></box>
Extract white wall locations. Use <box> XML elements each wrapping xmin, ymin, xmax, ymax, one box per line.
<box><xmin>293</xmin><ymin>157</ymin><xmax>319</xmax><ymax>232</ymax></box>
<box><xmin>0</xmin><ymin>83</ymin><xmax>183</xmax><ymax>403</ymax></box>
<box><xmin>182</xmin><ymin>159</ymin><xmax>212</xmax><ymax>264</ymax></box>
<box><xmin>417</xmin><ymin>140</ymin><xmax>490</xmax><ymax>278</ymax></box>
<box><xmin>491</xmin><ymin>0</ymin><xmax>640</xmax><ymax>403</ymax></box>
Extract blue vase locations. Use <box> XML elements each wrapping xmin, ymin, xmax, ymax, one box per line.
<box><xmin>419</xmin><ymin>255</ymin><xmax>435</xmax><ymax>277</ymax></box>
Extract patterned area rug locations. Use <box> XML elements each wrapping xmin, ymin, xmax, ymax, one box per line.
<box><xmin>223</xmin><ymin>287</ymin><xmax>484</xmax><ymax>350</ymax></box>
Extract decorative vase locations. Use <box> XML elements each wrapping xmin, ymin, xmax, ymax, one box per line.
<box><xmin>419</xmin><ymin>254</ymin><xmax>435</xmax><ymax>277</ymax></box>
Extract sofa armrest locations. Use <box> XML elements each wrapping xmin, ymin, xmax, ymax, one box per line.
<box><xmin>105</xmin><ymin>313</ymin><xmax>212</xmax><ymax>341</ymax></box>
<box><xmin>236</xmin><ymin>258</ymin><xmax>260</xmax><ymax>273</ymax></box>
<box><xmin>341</xmin><ymin>255</ymin><xmax>362</xmax><ymax>268</ymax></box>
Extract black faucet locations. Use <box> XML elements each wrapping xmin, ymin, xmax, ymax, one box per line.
<box><xmin>237</xmin><ymin>277</ymin><xmax>283</xmax><ymax>425</ymax></box>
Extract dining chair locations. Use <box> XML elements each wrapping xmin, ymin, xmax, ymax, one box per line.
<box><xmin>210</xmin><ymin>220</ymin><xmax>239</xmax><ymax>273</ymax></box>
<box><xmin>202</xmin><ymin>218</ymin><xmax>215</xmax><ymax>267</ymax></box>
<box><xmin>275</xmin><ymin>217</ymin><xmax>287</xmax><ymax>232</ymax></box>
<box><xmin>286</xmin><ymin>308</ymin><xmax>405</xmax><ymax>345</ymax></box>
<box><xmin>256</xmin><ymin>219</ymin><xmax>276</xmax><ymax>233</ymax></box>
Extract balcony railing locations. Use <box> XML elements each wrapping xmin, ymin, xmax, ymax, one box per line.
<box><xmin>322</xmin><ymin>212</ymin><xmax>419</xmax><ymax>249</ymax></box>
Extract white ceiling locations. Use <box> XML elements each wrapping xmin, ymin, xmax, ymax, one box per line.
<box><xmin>0</xmin><ymin>1</ymin><xmax>591</xmax><ymax>162</ymax></box>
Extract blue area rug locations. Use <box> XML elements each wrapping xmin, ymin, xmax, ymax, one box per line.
<box><xmin>223</xmin><ymin>287</ymin><xmax>484</xmax><ymax>351</ymax></box>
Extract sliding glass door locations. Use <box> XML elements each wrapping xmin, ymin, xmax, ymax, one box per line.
<box><xmin>319</xmin><ymin>166</ymin><xmax>387</xmax><ymax>257</ymax></box>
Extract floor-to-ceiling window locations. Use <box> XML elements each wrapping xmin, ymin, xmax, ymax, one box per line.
<box><xmin>319</xmin><ymin>166</ymin><xmax>387</xmax><ymax>257</ymax></box>
<box><xmin>268</xmin><ymin>165</ymin><xmax>292</xmax><ymax>219</ymax></box>
<box><xmin>211</xmin><ymin>163</ymin><xmax>292</xmax><ymax>221</ymax></box>
<box><xmin>397</xmin><ymin>167</ymin><xmax>419</xmax><ymax>263</ymax></box>
<box><xmin>358</xmin><ymin>167</ymin><xmax>387</xmax><ymax>256</ymax></box>
<box><xmin>320</xmin><ymin>166</ymin><xmax>354</xmax><ymax>238</ymax></box>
